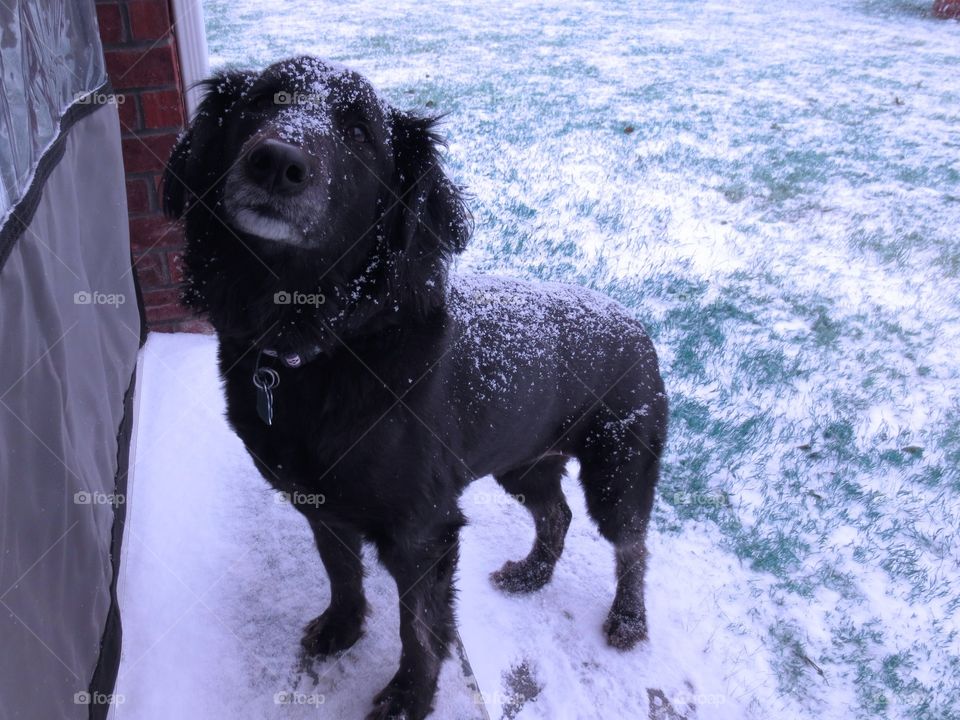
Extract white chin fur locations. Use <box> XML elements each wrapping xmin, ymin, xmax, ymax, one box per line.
<box><xmin>231</xmin><ymin>208</ymin><xmax>302</xmax><ymax>244</ymax></box>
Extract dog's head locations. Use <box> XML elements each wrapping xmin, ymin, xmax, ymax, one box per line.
<box><xmin>162</xmin><ymin>56</ymin><xmax>470</xmax><ymax>346</ymax></box>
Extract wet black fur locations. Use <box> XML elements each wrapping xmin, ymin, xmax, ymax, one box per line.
<box><xmin>163</xmin><ymin>56</ymin><xmax>668</xmax><ymax>720</ymax></box>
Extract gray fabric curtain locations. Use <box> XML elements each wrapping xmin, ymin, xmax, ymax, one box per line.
<box><xmin>0</xmin><ymin>0</ymin><xmax>105</xmax><ymax>217</ymax></box>
<box><xmin>0</xmin><ymin>2</ymin><xmax>141</xmax><ymax>719</ymax></box>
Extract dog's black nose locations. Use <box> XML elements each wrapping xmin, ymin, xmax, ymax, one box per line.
<box><xmin>245</xmin><ymin>139</ymin><xmax>310</xmax><ymax>194</ymax></box>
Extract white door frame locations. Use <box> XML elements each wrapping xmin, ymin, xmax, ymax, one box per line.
<box><xmin>170</xmin><ymin>0</ymin><xmax>210</xmax><ymax>119</ymax></box>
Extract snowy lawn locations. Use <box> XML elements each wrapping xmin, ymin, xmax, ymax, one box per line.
<box><xmin>116</xmin><ymin>1</ymin><xmax>960</xmax><ymax>719</ymax></box>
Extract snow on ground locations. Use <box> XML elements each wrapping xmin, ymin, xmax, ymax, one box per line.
<box><xmin>116</xmin><ymin>1</ymin><xmax>960</xmax><ymax>718</ymax></box>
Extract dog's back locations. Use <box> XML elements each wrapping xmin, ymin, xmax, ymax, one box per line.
<box><xmin>445</xmin><ymin>273</ymin><xmax>667</xmax><ymax>475</ymax></box>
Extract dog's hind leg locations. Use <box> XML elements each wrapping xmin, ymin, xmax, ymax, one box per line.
<box><xmin>490</xmin><ymin>455</ymin><xmax>573</xmax><ymax>594</ymax></box>
<box><xmin>301</xmin><ymin>518</ymin><xmax>367</xmax><ymax>656</ymax></box>
<box><xmin>579</xmin><ymin>427</ymin><xmax>662</xmax><ymax>650</ymax></box>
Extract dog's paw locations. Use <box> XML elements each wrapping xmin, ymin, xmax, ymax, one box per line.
<box><xmin>366</xmin><ymin>678</ymin><xmax>431</xmax><ymax>720</ymax></box>
<box><xmin>490</xmin><ymin>558</ymin><xmax>554</xmax><ymax>594</ymax></box>
<box><xmin>603</xmin><ymin>608</ymin><xmax>647</xmax><ymax>650</ymax></box>
<box><xmin>301</xmin><ymin>607</ymin><xmax>364</xmax><ymax>657</ymax></box>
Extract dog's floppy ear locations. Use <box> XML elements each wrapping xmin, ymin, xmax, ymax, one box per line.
<box><xmin>390</xmin><ymin>111</ymin><xmax>471</xmax><ymax>256</ymax></box>
<box><xmin>162</xmin><ymin>70</ymin><xmax>257</xmax><ymax>219</ymax></box>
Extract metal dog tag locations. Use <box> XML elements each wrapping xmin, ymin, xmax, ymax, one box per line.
<box><xmin>253</xmin><ymin>367</ymin><xmax>280</xmax><ymax>425</ymax></box>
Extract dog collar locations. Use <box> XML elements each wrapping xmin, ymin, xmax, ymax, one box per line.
<box><xmin>261</xmin><ymin>343</ymin><xmax>323</xmax><ymax>369</ymax></box>
<box><xmin>252</xmin><ymin>343</ymin><xmax>322</xmax><ymax>425</ymax></box>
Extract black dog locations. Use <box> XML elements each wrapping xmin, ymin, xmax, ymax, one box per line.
<box><xmin>163</xmin><ymin>56</ymin><xmax>667</xmax><ymax>720</ymax></box>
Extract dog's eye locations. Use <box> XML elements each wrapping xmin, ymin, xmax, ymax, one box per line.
<box><xmin>346</xmin><ymin>124</ymin><xmax>369</xmax><ymax>143</ymax></box>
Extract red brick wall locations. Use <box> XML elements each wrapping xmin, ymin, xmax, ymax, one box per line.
<box><xmin>97</xmin><ymin>0</ymin><xmax>205</xmax><ymax>332</ymax></box>
<box><xmin>934</xmin><ymin>0</ymin><xmax>960</xmax><ymax>18</ymax></box>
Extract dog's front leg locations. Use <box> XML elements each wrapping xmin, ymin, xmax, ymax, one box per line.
<box><xmin>368</xmin><ymin>518</ymin><xmax>463</xmax><ymax>720</ymax></box>
<box><xmin>301</xmin><ymin>518</ymin><xmax>368</xmax><ymax>656</ymax></box>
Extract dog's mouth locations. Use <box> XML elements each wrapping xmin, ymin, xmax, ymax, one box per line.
<box><xmin>227</xmin><ymin>205</ymin><xmax>305</xmax><ymax>245</ymax></box>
